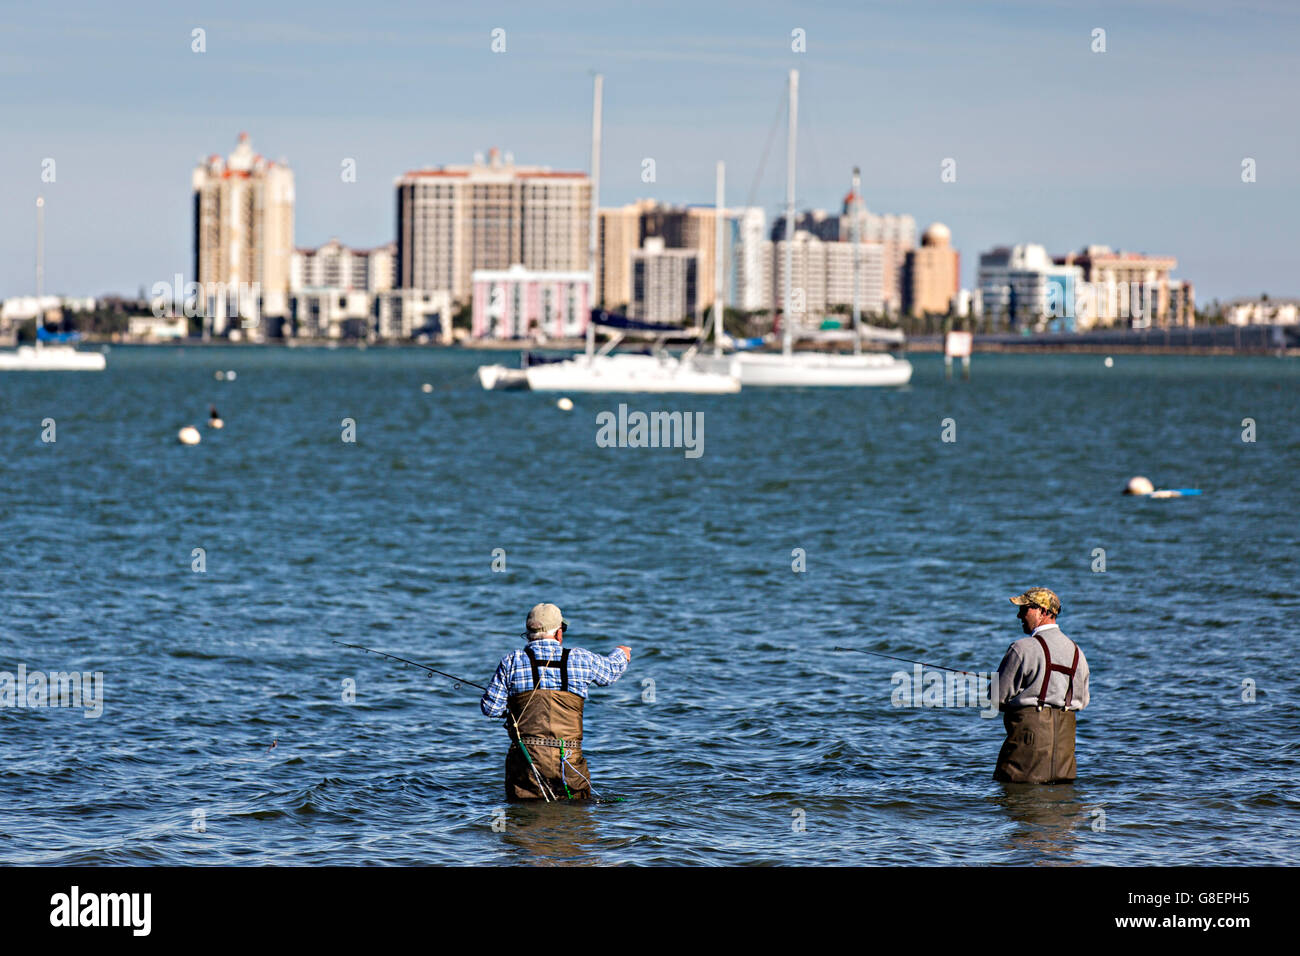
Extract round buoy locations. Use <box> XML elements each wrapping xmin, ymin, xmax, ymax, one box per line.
<box><xmin>1104</xmin><ymin>356</ymin><xmax>1114</xmax><ymax>368</ymax></box>
<box><xmin>214</xmin><ymin>370</ymin><xmax>225</xmax><ymax>380</ymax></box>
<box><xmin>178</xmin><ymin>426</ymin><xmax>202</xmax><ymax>445</ymax></box>
<box><xmin>557</xmin><ymin>397</ymin><xmax>574</xmax><ymax>411</ymax></box>
<box><xmin>421</xmin><ymin>383</ymin><xmax>433</xmax><ymax>393</ymax></box>
<box><xmin>1124</xmin><ymin>475</ymin><xmax>1154</xmax><ymax>496</ymax></box>
<box><xmin>225</xmin><ymin>370</ymin><xmax>237</xmax><ymax>380</ymax></box>
<box><xmin>208</xmin><ymin>418</ymin><xmax>224</xmax><ymax>429</ymax></box>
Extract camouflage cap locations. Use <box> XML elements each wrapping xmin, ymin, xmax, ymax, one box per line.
<box><xmin>1009</xmin><ymin>587</ymin><xmax>1061</xmax><ymax>616</ymax></box>
<box><xmin>525</xmin><ymin>603</ymin><xmax>567</xmax><ymax>636</ymax></box>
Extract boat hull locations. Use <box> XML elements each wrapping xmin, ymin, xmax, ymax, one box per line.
<box><xmin>525</xmin><ymin>354</ymin><xmax>740</xmax><ymax>393</ymax></box>
<box><xmin>476</xmin><ymin>364</ymin><xmax>530</xmax><ymax>390</ymax></box>
<box><xmin>694</xmin><ymin>351</ymin><xmax>911</xmax><ymax>387</ymax></box>
<box><xmin>0</xmin><ymin>346</ymin><xmax>106</xmax><ymax>371</ymax></box>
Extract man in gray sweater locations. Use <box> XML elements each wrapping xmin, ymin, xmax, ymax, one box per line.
<box><xmin>994</xmin><ymin>587</ymin><xmax>1090</xmax><ymax>783</ymax></box>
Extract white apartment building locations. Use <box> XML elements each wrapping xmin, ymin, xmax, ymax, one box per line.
<box><xmin>771</xmin><ymin>231</ymin><xmax>885</xmax><ymax>322</ymax></box>
<box><xmin>728</xmin><ymin>207</ymin><xmax>768</xmax><ymax>312</ymax></box>
<box><xmin>976</xmin><ymin>244</ymin><xmax>1084</xmax><ymax>328</ymax></box>
<box><xmin>395</xmin><ymin>148</ymin><xmax>591</xmax><ymax>304</ymax></box>
<box><xmin>292</xmin><ymin>240</ymin><xmax>395</xmax><ymax>293</ymax></box>
<box><xmin>289</xmin><ymin>288</ymin><xmax>451</xmax><ymax>341</ymax></box>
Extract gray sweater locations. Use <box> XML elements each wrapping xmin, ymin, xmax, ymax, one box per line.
<box><xmin>997</xmin><ymin>624</ymin><xmax>1090</xmax><ymax>710</ymax></box>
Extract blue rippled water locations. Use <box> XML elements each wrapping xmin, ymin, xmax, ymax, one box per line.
<box><xmin>1</xmin><ymin>346</ymin><xmax>1296</xmax><ymax>865</ymax></box>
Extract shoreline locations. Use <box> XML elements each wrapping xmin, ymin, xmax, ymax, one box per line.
<box><xmin>34</xmin><ymin>322</ymin><xmax>1296</xmax><ymax>357</ymax></box>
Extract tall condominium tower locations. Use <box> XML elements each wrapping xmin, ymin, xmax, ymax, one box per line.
<box><xmin>395</xmin><ymin>148</ymin><xmax>591</xmax><ymax>303</ymax></box>
<box><xmin>192</xmin><ymin>133</ymin><xmax>295</xmax><ymax>319</ymax></box>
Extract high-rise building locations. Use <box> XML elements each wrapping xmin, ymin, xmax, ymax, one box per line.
<box><xmin>192</xmin><ymin>133</ymin><xmax>295</xmax><ymax>327</ymax></box>
<box><xmin>631</xmin><ymin>238</ymin><xmax>699</xmax><ymax>324</ymax></box>
<box><xmin>902</xmin><ymin>223</ymin><xmax>960</xmax><ymax>318</ymax></box>
<box><xmin>772</xmin><ymin>231</ymin><xmax>885</xmax><ymax>321</ymax></box>
<box><xmin>395</xmin><ymin>148</ymin><xmax>591</xmax><ymax>304</ymax></box>
<box><xmin>596</xmin><ymin>201</ymin><xmax>726</xmax><ymax>314</ymax></box>
<box><xmin>771</xmin><ymin>201</ymin><xmax>915</xmax><ymax>313</ymax></box>
<box><xmin>839</xmin><ymin>197</ymin><xmax>915</xmax><ymax>314</ymax></box>
<box><xmin>597</xmin><ymin>201</ymin><xmax>655</xmax><ymax>309</ymax></box>
<box><xmin>639</xmin><ymin>204</ymin><xmax>721</xmax><ymax>313</ymax></box>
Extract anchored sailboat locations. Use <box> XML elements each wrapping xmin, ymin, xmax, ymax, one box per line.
<box><xmin>695</xmin><ymin>70</ymin><xmax>911</xmax><ymax>387</ymax></box>
<box><xmin>479</xmin><ymin>73</ymin><xmax>739</xmax><ymax>394</ymax></box>
<box><xmin>0</xmin><ymin>196</ymin><xmax>106</xmax><ymax>372</ymax></box>
<box><xmin>525</xmin><ymin>310</ymin><xmax>739</xmax><ymax>393</ymax></box>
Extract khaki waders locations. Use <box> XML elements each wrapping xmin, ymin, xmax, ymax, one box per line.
<box><xmin>504</xmin><ymin>646</ymin><xmax>592</xmax><ymax>801</ymax></box>
<box><xmin>994</xmin><ymin>633</ymin><xmax>1081</xmax><ymax>784</ymax></box>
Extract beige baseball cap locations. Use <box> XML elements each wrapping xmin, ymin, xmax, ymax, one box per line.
<box><xmin>525</xmin><ymin>603</ymin><xmax>567</xmax><ymax>635</ymax></box>
<box><xmin>1009</xmin><ymin>587</ymin><xmax>1061</xmax><ymax>616</ymax></box>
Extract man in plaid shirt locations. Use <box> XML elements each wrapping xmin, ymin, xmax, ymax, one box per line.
<box><xmin>481</xmin><ymin>603</ymin><xmax>630</xmax><ymax>801</ymax></box>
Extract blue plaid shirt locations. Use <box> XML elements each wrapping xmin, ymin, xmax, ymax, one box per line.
<box><xmin>480</xmin><ymin>639</ymin><xmax>628</xmax><ymax>717</ymax></box>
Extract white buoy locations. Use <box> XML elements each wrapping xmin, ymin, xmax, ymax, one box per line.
<box><xmin>208</xmin><ymin>418</ymin><xmax>224</xmax><ymax>429</ymax></box>
<box><xmin>178</xmin><ymin>426</ymin><xmax>202</xmax><ymax>445</ymax></box>
<box><xmin>214</xmin><ymin>370</ymin><xmax>225</xmax><ymax>380</ymax></box>
<box><xmin>557</xmin><ymin>397</ymin><xmax>574</xmax><ymax>411</ymax></box>
<box><xmin>421</xmin><ymin>383</ymin><xmax>433</xmax><ymax>393</ymax></box>
<box><xmin>225</xmin><ymin>370</ymin><xmax>237</xmax><ymax>380</ymax></box>
<box><xmin>1124</xmin><ymin>475</ymin><xmax>1154</xmax><ymax>495</ymax></box>
<box><xmin>1104</xmin><ymin>356</ymin><xmax>1114</xmax><ymax>368</ymax></box>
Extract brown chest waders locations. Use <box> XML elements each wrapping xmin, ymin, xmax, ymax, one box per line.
<box><xmin>994</xmin><ymin>634</ymin><xmax>1081</xmax><ymax>784</ymax></box>
<box><xmin>504</xmin><ymin>646</ymin><xmax>593</xmax><ymax>802</ymax></box>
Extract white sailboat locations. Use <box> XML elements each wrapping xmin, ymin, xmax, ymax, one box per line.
<box><xmin>0</xmin><ymin>197</ymin><xmax>106</xmax><ymax>372</ymax></box>
<box><xmin>0</xmin><ymin>343</ymin><xmax>107</xmax><ymax>371</ymax></box>
<box><xmin>695</xmin><ymin>70</ymin><xmax>911</xmax><ymax>388</ymax></box>
<box><xmin>525</xmin><ymin>312</ymin><xmax>740</xmax><ymax>393</ymax></box>
<box><xmin>479</xmin><ymin>73</ymin><xmax>740</xmax><ymax>394</ymax></box>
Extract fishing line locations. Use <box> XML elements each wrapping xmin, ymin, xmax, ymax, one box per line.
<box><xmin>832</xmin><ymin>646</ymin><xmax>983</xmax><ymax>677</ymax></box>
<box><xmin>333</xmin><ymin>641</ymin><xmax>487</xmax><ymax>690</ymax></box>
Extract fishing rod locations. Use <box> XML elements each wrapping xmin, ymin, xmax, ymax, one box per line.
<box><xmin>333</xmin><ymin>641</ymin><xmax>487</xmax><ymax>691</ymax></box>
<box><xmin>833</xmin><ymin>646</ymin><xmax>982</xmax><ymax>677</ymax></box>
<box><xmin>333</xmin><ymin>640</ymin><xmax>560</xmax><ymax>802</ymax></box>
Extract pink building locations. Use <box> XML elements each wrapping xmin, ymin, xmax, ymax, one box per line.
<box><xmin>471</xmin><ymin>264</ymin><xmax>593</xmax><ymax>339</ymax></box>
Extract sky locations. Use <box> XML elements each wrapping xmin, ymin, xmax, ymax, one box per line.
<box><xmin>1</xmin><ymin>0</ymin><xmax>1297</xmax><ymax>302</ymax></box>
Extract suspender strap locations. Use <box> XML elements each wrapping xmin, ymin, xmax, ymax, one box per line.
<box><xmin>526</xmin><ymin>645</ymin><xmax>541</xmax><ymax>688</ymax></box>
<box><xmin>1064</xmin><ymin>644</ymin><xmax>1079</xmax><ymax>707</ymax></box>
<box><xmin>524</xmin><ymin>645</ymin><xmax>570</xmax><ymax>692</ymax></box>
<box><xmin>1034</xmin><ymin>634</ymin><xmax>1081</xmax><ymax>708</ymax></box>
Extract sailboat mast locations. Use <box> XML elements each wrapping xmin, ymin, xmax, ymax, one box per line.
<box><xmin>35</xmin><ymin>195</ymin><xmax>45</xmax><ymax>349</ymax></box>
<box><xmin>782</xmin><ymin>69</ymin><xmax>797</xmax><ymax>358</ymax></box>
<box><xmin>713</xmin><ymin>161</ymin><xmax>725</xmax><ymax>355</ymax></box>
<box><xmin>587</xmin><ymin>72</ymin><xmax>603</xmax><ymax>362</ymax></box>
<box><xmin>851</xmin><ymin>166</ymin><xmax>862</xmax><ymax>356</ymax></box>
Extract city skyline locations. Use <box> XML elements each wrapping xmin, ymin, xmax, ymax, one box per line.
<box><xmin>2</xmin><ymin>0</ymin><xmax>1297</xmax><ymax>303</ymax></box>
